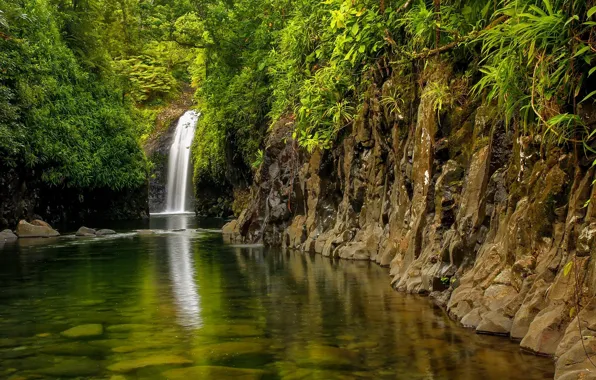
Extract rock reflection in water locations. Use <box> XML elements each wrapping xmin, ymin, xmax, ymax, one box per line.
<box><xmin>230</xmin><ymin>246</ymin><xmax>553</xmax><ymax>380</ymax></box>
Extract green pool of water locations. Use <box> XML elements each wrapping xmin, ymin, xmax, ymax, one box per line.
<box><xmin>0</xmin><ymin>214</ymin><xmax>553</xmax><ymax>379</ymax></box>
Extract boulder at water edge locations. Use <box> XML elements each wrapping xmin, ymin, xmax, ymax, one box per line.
<box><xmin>76</xmin><ymin>226</ymin><xmax>97</xmax><ymax>237</ymax></box>
<box><xmin>15</xmin><ymin>220</ymin><xmax>60</xmax><ymax>238</ymax></box>
<box><xmin>30</xmin><ymin>219</ymin><xmax>52</xmax><ymax>228</ymax></box>
<box><xmin>0</xmin><ymin>229</ymin><xmax>18</xmax><ymax>242</ymax></box>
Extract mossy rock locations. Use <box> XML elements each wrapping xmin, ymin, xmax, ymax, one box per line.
<box><xmin>40</xmin><ymin>342</ymin><xmax>107</xmax><ymax>358</ymax></box>
<box><xmin>34</xmin><ymin>358</ymin><xmax>102</xmax><ymax>377</ymax></box>
<box><xmin>191</xmin><ymin>341</ymin><xmax>272</xmax><ymax>366</ymax></box>
<box><xmin>61</xmin><ymin>324</ymin><xmax>103</xmax><ymax>339</ymax></box>
<box><xmin>107</xmin><ymin>354</ymin><xmax>191</xmax><ymax>373</ymax></box>
<box><xmin>162</xmin><ymin>366</ymin><xmax>268</xmax><ymax>380</ymax></box>
<box><xmin>0</xmin><ymin>338</ymin><xmax>20</xmax><ymax>348</ymax></box>
<box><xmin>0</xmin><ymin>347</ymin><xmax>36</xmax><ymax>359</ymax></box>
<box><xmin>1</xmin><ymin>355</ymin><xmax>59</xmax><ymax>371</ymax></box>
<box><xmin>112</xmin><ymin>342</ymin><xmax>173</xmax><ymax>353</ymax></box>
<box><xmin>274</xmin><ymin>360</ymin><xmax>361</xmax><ymax>380</ymax></box>
<box><xmin>292</xmin><ymin>345</ymin><xmax>361</xmax><ymax>370</ymax></box>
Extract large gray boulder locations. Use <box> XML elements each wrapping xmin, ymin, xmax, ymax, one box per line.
<box><xmin>15</xmin><ymin>220</ymin><xmax>60</xmax><ymax>238</ymax></box>
<box><xmin>76</xmin><ymin>227</ymin><xmax>97</xmax><ymax>237</ymax></box>
<box><xmin>0</xmin><ymin>229</ymin><xmax>17</xmax><ymax>242</ymax></box>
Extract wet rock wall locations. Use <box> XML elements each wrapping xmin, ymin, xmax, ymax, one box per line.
<box><xmin>224</xmin><ymin>59</ymin><xmax>596</xmax><ymax>379</ymax></box>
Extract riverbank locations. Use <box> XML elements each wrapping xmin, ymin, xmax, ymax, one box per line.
<box><xmin>222</xmin><ymin>58</ymin><xmax>596</xmax><ymax>380</ymax></box>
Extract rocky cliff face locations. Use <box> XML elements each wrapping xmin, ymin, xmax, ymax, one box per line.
<box><xmin>223</xmin><ymin>59</ymin><xmax>596</xmax><ymax>379</ymax></box>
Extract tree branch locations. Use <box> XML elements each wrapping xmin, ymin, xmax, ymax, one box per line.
<box><xmin>410</xmin><ymin>15</ymin><xmax>509</xmax><ymax>59</ymax></box>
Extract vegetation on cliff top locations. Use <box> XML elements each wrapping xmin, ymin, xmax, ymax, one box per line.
<box><xmin>191</xmin><ymin>0</ymin><xmax>596</xmax><ymax>188</ymax></box>
<box><xmin>1</xmin><ymin>0</ymin><xmax>595</xmax><ymax>193</ymax></box>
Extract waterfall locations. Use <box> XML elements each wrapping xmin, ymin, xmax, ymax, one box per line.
<box><xmin>165</xmin><ymin>110</ymin><xmax>199</xmax><ymax>213</ymax></box>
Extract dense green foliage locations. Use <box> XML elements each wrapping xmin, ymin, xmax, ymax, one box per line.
<box><xmin>0</xmin><ymin>1</ymin><xmax>146</xmax><ymax>189</ymax></box>
<box><xmin>2</xmin><ymin>0</ymin><xmax>595</xmax><ymax>194</ymax></box>
<box><xmin>192</xmin><ymin>0</ymin><xmax>596</xmax><ymax>187</ymax></box>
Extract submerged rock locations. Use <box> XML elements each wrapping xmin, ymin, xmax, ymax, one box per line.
<box><xmin>162</xmin><ymin>366</ymin><xmax>268</xmax><ymax>380</ymax></box>
<box><xmin>0</xmin><ymin>338</ymin><xmax>20</xmax><ymax>348</ymax></box>
<box><xmin>35</xmin><ymin>358</ymin><xmax>102</xmax><ymax>377</ymax></box>
<box><xmin>106</xmin><ymin>324</ymin><xmax>153</xmax><ymax>333</ymax></box>
<box><xmin>293</xmin><ymin>345</ymin><xmax>361</xmax><ymax>369</ymax></box>
<box><xmin>107</xmin><ymin>354</ymin><xmax>191</xmax><ymax>373</ymax></box>
<box><xmin>112</xmin><ymin>342</ymin><xmax>172</xmax><ymax>353</ymax></box>
<box><xmin>191</xmin><ymin>342</ymin><xmax>270</xmax><ymax>364</ymax></box>
<box><xmin>76</xmin><ymin>226</ymin><xmax>97</xmax><ymax>236</ymax></box>
<box><xmin>135</xmin><ymin>229</ymin><xmax>156</xmax><ymax>235</ymax></box>
<box><xmin>97</xmin><ymin>229</ymin><xmax>116</xmax><ymax>236</ymax></box>
<box><xmin>40</xmin><ymin>342</ymin><xmax>106</xmax><ymax>358</ymax></box>
<box><xmin>15</xmin><ymin>220</ymin><xmax>59</xmax><ymax>238</ymax></box>
<box><xmin>61</xmin><ymin>324</ymin><xmax>103</xmax><ymax>339</ymax></box>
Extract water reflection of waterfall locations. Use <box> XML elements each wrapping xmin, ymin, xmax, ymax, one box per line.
<box><xmin>165</xmin><ymin>110</ymin><xmax>200</xmax><ymax>213</ymax></box>
<box><xmin>167</xmin><ymin>216</ymin><xmax>202</xmax><ymax>329</ymax></box>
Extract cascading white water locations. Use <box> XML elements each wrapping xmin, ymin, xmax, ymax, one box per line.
<box><xmin>165</xmin><ymin>110</ymin><xmax>200</xmax><ymax>213</ymax></box>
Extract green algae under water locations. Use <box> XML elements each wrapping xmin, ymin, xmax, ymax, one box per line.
<box><xmin>0</xmin><ymin>215</ymin><xmax>553</xmax><ymax>379</ymax></box>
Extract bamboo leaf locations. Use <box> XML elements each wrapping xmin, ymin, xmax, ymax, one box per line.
<box><xmin>580</xmin><ymin>90</ymin><xmax>596</xmax><ymax>104</ymax></box>
<box><xmin>573</xmin><ymin>45</ymin><xmax>590</xmax><ymax>58</ymax></box>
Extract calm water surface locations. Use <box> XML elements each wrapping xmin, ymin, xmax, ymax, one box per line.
<box><xmin>0</xmin><ymin>215</ymin><xmax>553</xmax><ymax>379</ymax></box>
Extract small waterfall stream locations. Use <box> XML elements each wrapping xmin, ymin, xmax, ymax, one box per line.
<box><xmin>165</xmin><ymin>110</ymin><xmax>199</xmax><ymax>213</ymax></box>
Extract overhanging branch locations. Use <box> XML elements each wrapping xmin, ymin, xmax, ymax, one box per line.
<box><xmin>410</xmin><ymin>15</ymin><xmax>509</xmax><ymax>60</ymax></box>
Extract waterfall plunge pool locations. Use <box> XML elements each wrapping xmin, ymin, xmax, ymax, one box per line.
<box><xmin>0</xmin><ymin>214</ymin><xmax>553</xmax><ymax>379</ymax></box>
